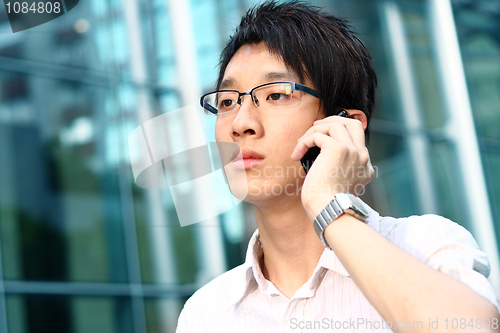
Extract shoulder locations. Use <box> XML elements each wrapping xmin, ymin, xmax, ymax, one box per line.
<box><xmin>176</xmin><ymin>263</ymin><xmax>249</xmax><ymax>332</ymax></box>
<box><xmin>378</xmin><ymin>213</ymin><xmax>500</xmax><ymax>313</ymax></box>
<box><xmin>187</xmin><ymin>262</ymin><xmax>249</xmax><ymax>307</ymax></box>
<box><xmin>378</xmin><ymin>213</ymin><xmax>478</xmax><ymax>257</ymax></box>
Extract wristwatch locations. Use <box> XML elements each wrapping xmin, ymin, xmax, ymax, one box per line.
<box><xmin>314</xmin><ymin>192</ymin><xmax>369</xmax><ymax>249</ymax></box>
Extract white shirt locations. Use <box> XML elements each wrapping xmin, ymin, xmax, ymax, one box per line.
<box><xmin>176</xmin><ymin>201</ymin><xmax>500</xmax><ymax>332</ymax></box>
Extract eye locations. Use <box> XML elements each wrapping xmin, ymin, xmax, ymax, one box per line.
<box><xmin>219</xmin><ymin>99</ymin><xmax>235</xmax><ymax>109</ymax></box>
<box><xmin>267</xmin><ymin>93</ymin><xmax>287</xmax><ymax>101</ymax></box>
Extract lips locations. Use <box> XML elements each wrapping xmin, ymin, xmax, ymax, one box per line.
<box><xmin>231</xmin><ymin>148</ymin><xmax>264</xmax><ymax>170</ymax></box>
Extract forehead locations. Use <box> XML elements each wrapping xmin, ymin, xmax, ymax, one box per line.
<box><xmin>220</xmin><ymin>43</ymin><xmax>300</xmax><ymax>89</ymax></box>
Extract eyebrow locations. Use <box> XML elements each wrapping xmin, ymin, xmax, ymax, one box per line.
<box><xmin>262</xmin><ymin>71</ymin><xmax>299</xmax><ymax>82</ymax></box>
<box><xmin>219</xmin><ymin>71</ymin><xmax>299</xmax><ymax>90</ymax></box>
<box><xmin>219</xmin><ymin>78</ymin><xmax>236</xmax><ymax>90</ymax></box>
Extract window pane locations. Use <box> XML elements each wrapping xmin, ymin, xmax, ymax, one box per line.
<box><xmin>0</xmin><ymin>75</ymin><xmax>128</xmax><ymax>283</ymax></box>
<box><xmin>6</xmin><ymin>295</ymin><xmax>133</xmax><ymax>333</ymax></box>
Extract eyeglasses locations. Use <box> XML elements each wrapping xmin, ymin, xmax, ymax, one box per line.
<box><xmin>200</xmin><ymin>81</ymin><xmax>319</xmax><ymax>115</ymax></box>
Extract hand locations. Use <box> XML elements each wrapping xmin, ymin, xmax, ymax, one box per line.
<box><xmin>290</xmin><ymin>111</ymin><xmax>375</xmax><ymax>220</ymax></box>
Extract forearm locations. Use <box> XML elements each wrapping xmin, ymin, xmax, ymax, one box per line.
<box><xmin>295</xmin><ymin>113</ymin><xmax>498</xmax><ymax>331</ymax></box>
<box><xmin>323</xmin><ymin>214</ymin><xmax>499</xmax><ymax>333</ymax></box>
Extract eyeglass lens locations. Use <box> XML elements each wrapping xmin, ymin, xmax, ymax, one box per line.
<box><xmin>205</xmin><ymin>82</ymin><xmax>294</xmax><ymax>114</ymax></box>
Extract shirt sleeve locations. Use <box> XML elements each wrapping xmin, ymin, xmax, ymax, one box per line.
<box><xmin>176</xmin><ymin>296</ymin><xmax>205</xmax><ymax>333</ymax></box>
<box><xmin>393</xmin><ymin>214</ymin><xmax>500</xmax><ymax>315</ymax></box>
<box><xmin>175</xmin><ymin>269</ymin><xmax>239</xmax><ymax>333</ymax></box>
<box><xmin>176</xmin><ymin>305</ymin><xmax>188</xmax><ymax>333</ymax></box>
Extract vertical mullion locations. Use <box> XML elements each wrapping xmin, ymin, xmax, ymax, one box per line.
<box><xmin>428</xmin><ymin>0</ymin><xmax>500</xmax><ymax>291</ymax></box>
<box><xmin>0</xmin><ymin>229</ymin><xmax>8</xmax><ymax>333</ymax></box>
<box><xmin>379</xmin><ymin>1</ymin><xmax>439</xmax><ymax>215</ymax></box>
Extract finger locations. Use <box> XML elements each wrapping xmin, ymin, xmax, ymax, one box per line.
<box><xmin>314</xmin><ymin>115</ymin><xmax>366</xmax><ymax>153</ymax></box>
<box><xmin>344</xmin><ymin>120</ymin><xmax>366</xmax><ymax>154</ymax></box>
<box><xmin>304</xmin><ymin>113</ymin><xmax>351</xmax><ymax>138</ymax></box>
<box><xmin>313</xmin><ymin>109</ymin><xmax>359</xmax><ymax>124</ymax></box>
<box><xmin>365</xmin><ymin>151</ymin><xmax>375</xmax><ymax>177</ymax></box>
<box><xmin>298</xmin><ymin>118</ymin><xmax>341</xmax><ymax>141</ymax></box>
<box><xmin>300</xmin><ymin>122</ymin><xmax>356</xmax><ymax>150</ymax></box>
<box><xmin>291</xmin><ymin>132</ymin><xmax>336</xmax><ymax>161</ymax></box>
<box><xmin>313</xmin><ymin>114</ymin><xmax>352</xmax><ymax>125</ymax></box>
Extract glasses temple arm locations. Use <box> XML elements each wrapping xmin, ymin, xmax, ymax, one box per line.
<box><xmin>295</xmin><ymin>83</ymin><xmax>319</xmax><ymax>98</ymax></box>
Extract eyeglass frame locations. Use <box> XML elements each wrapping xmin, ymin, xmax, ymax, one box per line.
<box><xmin>200</xmin><ymin>81</ymin><xmax>319</xmax><ymax>115</ymax></box>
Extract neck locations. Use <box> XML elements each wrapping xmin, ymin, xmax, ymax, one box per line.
<box><xmin>252</xmin><ymin>193</ymin><xmax>325</xmax><ymax>299</ymax></box>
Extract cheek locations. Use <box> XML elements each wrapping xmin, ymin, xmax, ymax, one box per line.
<box><xmin>214</xmin><ymin>126</ymin><xmax>222</xmax><ymax>142</ymax></box>
<box><xmin>281</xmin><ymin>120</ymin><xmax>310</xmax><ymax>143</ymax></box>
<box><xmin>273</xmin><ymin>120</ymin><xmax>315</xmax><ymax>161</ymax></box>
<box><xmin>279</xmin><ymin>127</ymin><xmax>298</xmax><ymax>150</ymax></box>
<box><xmin>215</xmin><ymin>119</ymin><xmax>229</xmax><ymax>142</ymax></box>
<box><xmin>270</xmin><ymin>126</ymin><xmax>302</xmax><ymax>161</ymax></box>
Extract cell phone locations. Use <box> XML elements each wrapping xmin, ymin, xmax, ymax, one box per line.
<box><xmin>300</xmin><ymin>110</ymin><xmax>349</xmax><ymax>174</ymax></box>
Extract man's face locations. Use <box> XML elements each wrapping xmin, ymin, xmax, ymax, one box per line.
<box><xmin>215</xmin><ymin>42</ymin><xmax>323</xmax><ymax>202</ymax></box>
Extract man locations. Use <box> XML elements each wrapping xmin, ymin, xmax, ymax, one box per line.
<box><xmin>176</xmin><ymin>1</ymin><xmax>500</xmax><ymax>332</ymax></box>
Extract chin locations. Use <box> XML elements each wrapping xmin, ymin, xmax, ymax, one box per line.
<box><xmin>230</xmin><ymin>178</ymin><xmax>303</xmax><ymax>203</ymax></box>
<box><xmin>221</xmin><ymin>172</ymin><xmax>248</xmax><ymax>203</ymax></box>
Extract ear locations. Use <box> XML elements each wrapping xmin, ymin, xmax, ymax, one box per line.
<box><xmin>345</xmin><ymin>109</ymin><xmax>368</xmax><ymax>131</ymax></box>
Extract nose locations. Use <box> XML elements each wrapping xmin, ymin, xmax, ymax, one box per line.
<box><xmin>230</xmin><ymin>94</ymin><xmax>263</xmax><ymax>139</ymax></box>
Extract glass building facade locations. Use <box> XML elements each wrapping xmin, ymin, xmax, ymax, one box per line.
<box><xmin>0</xmin><ymin>0</ymin><xmax>498</xmax><ymax>332</ymax></box>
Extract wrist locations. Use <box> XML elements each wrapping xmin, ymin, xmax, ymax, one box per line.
<box><xmin>303</xmin><ymin>192</ymin><xmax>340</xmax><ymax>221</ymax></box>
<box><xmin>311</xmin><ymin>193</ymin><xmax>369</xmax><ymax>249</ymax></box>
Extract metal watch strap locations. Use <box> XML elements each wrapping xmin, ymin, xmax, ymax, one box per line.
<box><xmin>313</xmin><ymin>193</ymin><xmax>368</xmax><ymax>249</ymax></box>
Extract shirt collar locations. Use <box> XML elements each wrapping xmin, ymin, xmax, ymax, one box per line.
<box><xmin>227</xmin><ymin>197</ymin><xmax>380</xmax><ymax>308</ymax></box>
<box><xmin>226</xmin><ymin>228</ymin><xmax>261</xmax><ymax>309</ymax></box>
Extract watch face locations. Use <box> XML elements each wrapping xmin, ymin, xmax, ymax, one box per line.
<box><xmin>352</xmin><ymin>197</ymin><xmax>369</xmax><ymax>218</ymax></box>
<box><xmin>337</xmin><ymin>193</ymin><xmax>369</xmax><ymax>219</ymax></box>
